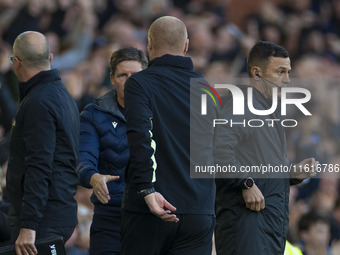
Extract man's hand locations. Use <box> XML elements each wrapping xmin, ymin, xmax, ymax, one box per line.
<box><xmin>15</xmin><ymin>228</ymin><xmax>37</xmax><ymax>255</ymax></box>
<box><xmin>90</xmin><ymin>173</ymin><xmax>120</xmax><ymax>204</ymax></box>
<box><xmin>242</xmin><ymin>184</ymin><xmax>265</xmax><ymax>211</ymax></box>
<box><xmin>292</xmin><ymin>157</ymin><xmax>318</xmax><ymax>180</ymax></box>
<box><xmin>144</xmin><ymin>192</ymin><xmax>179</xmax><ymax>222</ymax></box>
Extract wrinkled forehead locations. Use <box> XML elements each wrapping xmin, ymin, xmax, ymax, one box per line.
<box><xmin>267</xmin><ymin>56</ymin><xmax>291</xmax><ymax>71</ymax></box>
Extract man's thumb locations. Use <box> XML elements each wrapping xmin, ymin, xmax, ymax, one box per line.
<box><xmin>106</xmin><ymin>175</ymin><xmax>120</xmax><ymax>182</ymax></box>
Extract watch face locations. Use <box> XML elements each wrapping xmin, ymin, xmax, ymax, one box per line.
<box><xmin>246</xmin><ymin>179</ymin><xmax>253</xmax><ymax>187</ymax></box>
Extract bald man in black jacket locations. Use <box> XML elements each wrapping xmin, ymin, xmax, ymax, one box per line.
<box><xmin>122</xmin><ymin>16</ymin><xmax>217</xmax><ymax>255</ymax></box>
<box><xmin>6</xmin><ymin>31</ymin><xmax>79</xmax><ymax>255</ymax></box>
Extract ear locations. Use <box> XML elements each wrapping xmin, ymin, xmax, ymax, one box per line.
<box><xmin>251</xmin><ymin>66</ymin><xmax>261</xmax><ymax>79</ymax></box>
<box><xmin>183</xmin><ymin>39</ymin><xmax>189</xmax><ymax>54</ymax></box>
<box><xmin>110</xmin><ymin>72</ymin><xmax>116</xmax><ymax>88</ymax></box>
<box><xmin>14</xmin><ymin>56</ymin><xmax>21</xmax><ymax>70</ymax></box>
<box><xmin>147</xmin><ymin>36</ymin><xmax>152</xmax><ymax>52</ymax></box>
<box><xmin>49</xmin><ymin>53</ymin><xmax>53</xmax><ymax>64</ymax></box>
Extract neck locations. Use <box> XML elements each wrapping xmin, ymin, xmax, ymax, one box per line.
<box><xmin>117</xmin><ymin>96</ymin><xmax>124</xmax><ymax>108</ymax></box>
<box><xmin>250</xmin><ymin>81</ymin><xmax>273</xmax><ymax>99</ymax></box>
<box><xmin>19</xmin><ymin>67</ymin><xmax>50</xmax><ymax>82</ymax></box>
<box><xmin>149</xmin><ymin>50</ymin><xmax>184</xmax><ymax>61</ymax></box>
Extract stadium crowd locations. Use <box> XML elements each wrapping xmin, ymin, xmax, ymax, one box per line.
<box><xmin>1</xmin><ymin>0</ymin><xmax>340</xmax><ymax>254</ymax></box>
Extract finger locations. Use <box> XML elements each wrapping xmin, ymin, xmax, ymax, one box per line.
<box><xmin>160</xmin><ymin>212</ymin><xmax>176</xmax><ymax>219</ymax></box>
<box><xmin>15</xmin><ymin>245</ymin><xmax>23</xmax><ymax>255</ymax></box>
<box><xmin>23</xmin><ymin>244</ymin><xmax>36</xmax><ymax>255</ymax></box>
<box><xmin>150</xmin><ymin>206</ymin><xmax>168</xmax><ymax>217</ymax></box>
<box><xmin>20</xmin><ymin>246</ymin><xmax>29</xmax><ymax>255</ymax></box>
<box><xmin>305</xmin><ymin>157</ymin><xmax>314</xmax><ymax>163</ymax></box>
<box><xmin>261</xmin><ymin>198</ymin><xmax>265</xmax><ymax>210</ymax></box>
<box><xmin>96</xmin><ymin>183</ymin><xmax>110</xmax><ymax>201</ymax></box>
<box><xmin>163</xmin><ymin>200</ymin><xmax>176</xmax><ymax>212</ymax></box>
<box><xmin>255</xmin><ymin>200</ymin><xmax>263</xmax><ymax>211</ymax></box>
<box><xmin>96</xmin><ymin>190</ymin><xmax>109</xmax><ymax>204</ymax></box>
<box><xmin>250</xmin><ymin>202</ymin><xmax>256</xmax><ymax>211</ymax></box>
<box><xmin>30</xmin><ymin>244</ymin><xmax>37</xmax><ymax>255</ymax></box>
<box><xmin>106</xmin><ymin>191</ymin><xmax>111</xmax><ymax>201</ymax></box>
<box><xmin>157</xmin><ymin>209</ymin><xmax>179</xmax><ymax>221</ymax></box>
<box><xmin>103</xmin><ymin>185</ymin><xmax>111</xmax><ymax>201</ymax></box>
<box><xmin>26</xmin><ymin>246</ymin><xmax>37</xmax><ymax>255</ymax></box>
<box><xmin>164</xmin><ymin>218</ymin><xmax>179</xmax><ymax>222</ymax></box>
<box><xmin>151</xmin><ymin>206</ymin><xmax>179</xmax><ymax>223</ymax></box>
<box><xmin>106</xmin><ymin>175</ymin><xmax>120</xmax><ymax>182</ymax></box>
<box><xmin>96</xmin><ymin>184</ymin><xmax>108</xmax><ymax>196</ymax></box>
<box><xmin>95</xmin><ymin>185</ymin><xmax>106</xmax><ymax>195</ymax></box>
<box><xmin>99</xmin><ymin>195</ymin><xmax>109</xmax><ymax>204</ymax></box>
<box><xmin>254</xmin><ymin>201</ymin><xmax>261</xmax><ymax>212</ymax></box>
<box><xmin>162</xmin><ymin>214</ymin><xmax>179</xmax><ymax>222</ymax></box>
<box><xmin>25</xmin><ymin>248</ymin><xmax>32</xmax><ymax>255</ymax></box>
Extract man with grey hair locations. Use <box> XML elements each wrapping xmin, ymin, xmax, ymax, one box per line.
<box><xmin>6</xmin><ymin>31</ymin><xmax>79</xmax><ymax>255</ymax></box>
<box><xmin>121</xmin><ymin>16</ymin><xmax>216</xmax><ymax>254</ymax></box>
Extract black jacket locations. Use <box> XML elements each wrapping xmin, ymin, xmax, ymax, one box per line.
<box><xmin>0</xmin><ymin>201</ymin><xmax>10</xmax><ymax>243</ymax></box>
<box><xmin>123</xmin><ymin>54</ymin><xmax>216</xmax><ymax>214</ymax></box>
<box><xmin>214</xmin><ymin>85</ymin><xmax>298</xmax><ymax>254</ymax></box>
<box><xmin>6</xmin><ymin>69</ymin><xmax>79</xmax><ymax>230</ymax></box>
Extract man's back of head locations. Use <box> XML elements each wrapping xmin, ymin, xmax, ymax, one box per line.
<box><xmin>13</xmin><ymin>31</ymin><xmax>52</xmax><ymax>80</ymax></box>
<box><xmin>148</xmin><ymin>16</ymin><xmax>188</xmax><ymax>60</ymax></box>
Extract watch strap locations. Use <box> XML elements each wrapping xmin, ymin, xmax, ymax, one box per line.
<box><xmin>137</xmin><ymin>187</ymin><xmax>155</xmax><ymax>198</ymax></box>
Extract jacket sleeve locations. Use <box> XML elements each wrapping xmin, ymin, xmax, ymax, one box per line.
<box><xmin>124</xmin><ymin>77</ymin><xmax>155</xmax><ymax>191</ymax></box>
<box><xmin>0</xmin><ymin>202</ymin><xmax>10</xmax><ymax>241</ymax></box>
<box><xmin>77</xmin><ymin>107</ymin><xmax>101</xmax><ymax>188</ymax></box>
<box><xmin>20</xmin><ymin>98</ymin><xmax>57</xmax><ymax>230</ymax></box>
<box><xmin>213</xmin><ymin>98</ymin><xmax>252</xmax><ymax>189</ymax></box>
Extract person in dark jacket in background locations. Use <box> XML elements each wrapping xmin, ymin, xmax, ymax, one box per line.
<box><xmin>121</xmin><ymin>16</ymin><xmax>217</xmax><ymax>255</ymax></box>
<box><xmin>77</xmin><ymin>47</ymin><xmax>147</xmax><ymax>255</ymax></box>
<box><xmin>6</xmin><ymin>31</ymin><xmax>79</xmax><ymax>255</ymax></box>
<box><xmin>214</xmin><ymin>41</ymin><xmax>317</xmax><ymax>255</ymax></box>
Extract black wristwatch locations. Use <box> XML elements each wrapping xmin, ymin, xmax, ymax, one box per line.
<box><xmin>137</xmin><ymin>187</ymin><xmax>155</xmax><ymax>198</ymax></box>
<box><xmin>242</xmin><ymin>177</ymin><xmax>254</xmax><ymax>189</ymax></box>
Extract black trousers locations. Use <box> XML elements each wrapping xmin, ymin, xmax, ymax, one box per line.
<box><xmin>121</xmin><ymin>210</ymin><xmax>215</xmax><ymax>255</ymax></box>
<box><xmin>89</xmin><ymin>214</ymin><xmax>121</xmax><ymax>255</ymax></box>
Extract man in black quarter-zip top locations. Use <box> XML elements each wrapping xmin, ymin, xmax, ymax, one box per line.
<box><xmin>121</xmin><ymin>16</ymin><xmax>217</xmax><ymax>255</ymax></box>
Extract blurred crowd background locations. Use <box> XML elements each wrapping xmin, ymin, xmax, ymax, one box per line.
<box><xmin>1</xmin><ymin>0</ymin><xmax>340</xmax><ymax>254</ymax></box>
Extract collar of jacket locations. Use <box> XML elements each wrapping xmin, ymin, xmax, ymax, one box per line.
<box><xmin>19</xmin><ymin>69</ymin><xmax>60</xmax><ymax>102</ymax></box>
<box><xmin>95</xmin><ymin>89</ymin><xmax>125</xmax><ymax>120</ymax></box>
<box><xmin>148</xmin><ymin>54</ymin><xmax>194</xmax><ymax>70</ymax></box>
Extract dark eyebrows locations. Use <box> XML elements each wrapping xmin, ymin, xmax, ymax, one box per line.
<box><xmin>116</xmin><ymin>72</ymin><xmax>128</xmax><ymax>77</ymax></box>
<box><xmin>276</xmin><ymin>67</ymin><xmax>291</xmax><ymax>72</ymax></box>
